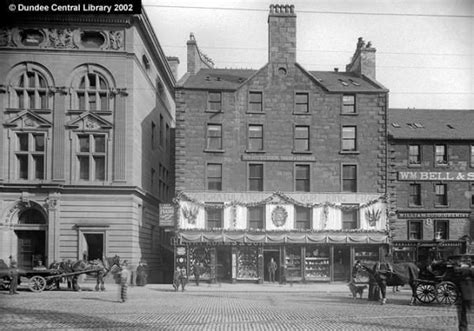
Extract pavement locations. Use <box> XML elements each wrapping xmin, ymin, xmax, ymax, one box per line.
<box><xmin>0</xmin><ymin>281</ymin><xmax>467</xmax><ymax>330</ymax></box>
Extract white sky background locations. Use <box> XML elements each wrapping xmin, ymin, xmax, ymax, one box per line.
<box><xmin>143</xmin><ymin>0</ymin><xmax>473</xmax><ymax>109</ymax></box>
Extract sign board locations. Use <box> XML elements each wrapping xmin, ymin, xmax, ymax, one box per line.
<box><xmin>398</xmin><ymin>171</ymin><xmax>474</xmax><ymax>181</ymax></box>
<box><xmin>398</xmin><ymin>212</ymin><xmax>471</xmax><ymax>219</ymax></box>
<box><xmin>242</xmin><ymin>155</ymin><xmax>317</xmax><ymax>162</ymax></box>
<box><xmin>159</xmin><ymin>203</ymin><xmax>175</xmax><ymax>227</ymax></box>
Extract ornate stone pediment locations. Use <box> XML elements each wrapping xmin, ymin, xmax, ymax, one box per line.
<box><xmin>66</xmin><ymin>112</ymin><xmax>112</xmax><ymax>130</ymax></box>
<box><xmin>4</xmin><ymin>110</ymin><xmax>51</xmax><ymax>129</ymax></box>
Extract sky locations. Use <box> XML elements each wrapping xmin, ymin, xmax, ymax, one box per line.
<box><xmin>143</xmin><ymin>0</ymin><xmax>473</xmax><ymax>110</ymax></box>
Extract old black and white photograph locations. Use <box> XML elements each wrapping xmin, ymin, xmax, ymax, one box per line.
<box><xmin>0</xmin><ymin>0</ymin><xmax>473</xmax><ymax>329</ymax></box>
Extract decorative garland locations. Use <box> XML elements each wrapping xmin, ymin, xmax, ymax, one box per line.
<box><xmin>173</xmin><ymin>191</ymin><xmax>389</xmax><ymax>211</ymax></box>
<box><xmin>179</xmin><ymin>228</ymin><xmax>386</xmax><ymax>234</ymax></box>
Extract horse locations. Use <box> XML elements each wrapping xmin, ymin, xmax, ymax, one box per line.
<box><xmin>49</xmin><ymin>260</ymin><xmax>75</xmax><ymax>290</ymax></box>
<box><xmin>71</xmin><ymin>255</ymin><xmax>121</xmax><ymax>291</ymax></box>
<box><xmin>357</xmin><ymin>262</ymin><xmax>419</xmax><ymax>305</ymax></box>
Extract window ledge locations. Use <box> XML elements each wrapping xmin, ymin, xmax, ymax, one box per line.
<box><xmin>340</xmin><ymin>113</ymin><xmax>358</xmax><ymax>116</ymax></box>
<box><xmin>31</xmin><ymin>108</ymin><xmax>52</xmax><ymax>114</ymax></box>
<box><xmin>434</xmin><ymin>204</ymin><xmax>449</xmax><ymax>208</ymax></box>
<box><xmin>292</xmin><ymin>112</ymin><xmax>311</xmax><ymax>116</ymax></box>
<box><xmin>408</xmin><ymin>204</ymin><xmax>423</xmax><ymax>208</ymax></box>
<box><xmin>5</xmin><ymin>108</ymin><xmax>23</xmax><ymax>113</ymax></box>
<box><xmin>93</xmin><ymin>110</ymin><xmax>113</xmax><ymax>116</ymax></box>
<box><xmin>205</xmin><ymin>110</ymin><xmax>223</xmax><ymax>114</ymax></box>
<box><xmin>204</xmin><ymin>149</ymin><xmax>225</xmax><ymax>153</ymax></box>
<box><xmin>339</xmin><ymin>151</ymin><xmax>360</xmax><ymax>155</ymax></box>
<box><xmin>434</xmin><ymin>163</ymin><xmax>449</xmax><ymax>168</ymax></box>
<box><xmin>292</xmin><ymin>150</ymin><xmax>312</xmax><ymax>154</ymax></box>
<box><xmin>246</xmin><ymin>111</ymin><xmax>266</xmax><ymax>115</ymax></box>
<box><xmin>245</xmin><ymin>150</ymin><xmax>266</xmax><ymax>153</ymax></box>
<box><xmin>67</xmin><ymin>109</ymin><xmax>86</xmax><ymax>114</ymax></box>
<box><xmin>408</xmin><ymin>164</ymin><xmax>422</xmax><ymax>168</ymax></box>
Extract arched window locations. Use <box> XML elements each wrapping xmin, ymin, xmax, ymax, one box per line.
<box><xmin>18</xmin><ymin>209</ymin><xmax>46</xmax><ymax>224</ymax></box>
<box><xmin>73</xmin><ymin>71</ymin><xmax>111</xmax><ymax>112</ymax></box>
<box><xmin>10</xmin><ymin>69</ymin><xmax>49</xmax><ymax>110</ymax></box>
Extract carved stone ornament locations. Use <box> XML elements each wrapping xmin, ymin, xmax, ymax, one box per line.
<box><xmin>107</xmin><ymin>31</ymin><xmax>123</xmax><ymax>50</ymax></box>
<box><xmin>46</xmin><ymin>28</ymin><xmax>78</xmax><ymax>49</ymax></box>
<box><xmin>0</xmin><ymin>28</ymin><xmax>15</xmax><ymax>47</ymax></box>
<box><xmin>271</xmin><ymin>205</ymin><xmax>288</xmax><ymax>227</ymax></box>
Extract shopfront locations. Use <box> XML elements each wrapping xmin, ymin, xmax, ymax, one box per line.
<box><xmin>174</xmin><ymin>231</ymin><xmax>388</xmax><ymax>284</ymax></box>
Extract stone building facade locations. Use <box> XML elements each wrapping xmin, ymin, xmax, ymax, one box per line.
<box><xmin>168</xmin><ymin>4</ymin><xmax>390</xmax><ymax>284</ymax></box>
<box><xmin>0</xmin><ymin>11</ymin><xmax>176</xmax><ymax>282</ymax></box>
<box><xmin>388</xmin><ymin>109</ymin><xmax>474</xmax><ymax>265</ymax></box>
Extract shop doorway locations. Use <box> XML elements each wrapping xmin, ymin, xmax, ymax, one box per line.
<box><xmin>333</xmin><ymin>246</ymin><xmax>351</xmax><ymax>282</ymax></box>
<box><xmin>84</xmin><ymin>233</ymin><xmax>104</xmax><ymax>261</ymax></box>
<box><xmin>16</xmin><ymin>231</ymin><xmax>45</xmax><ymax>269</ymax></box>
<box><xmin>216</xmin><ymin>247</ymin><xmax>232</xmax><ymax>282</ymax></box>
<box><xmin>264</xmin><ymin>250</ymin><xmax>280</xmax><ymax>283</ymax></box>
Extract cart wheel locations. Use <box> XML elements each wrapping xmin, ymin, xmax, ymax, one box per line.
<box><xmin>436</xmin><ymin>281</ymin><xmax>458</xmax><ymax>305</ymax></box>
<box><xmin>415</xmin><ymin>282</ymin><xmax>436</xmax><ymax>303</ymax></box>
<box><xmin>29</xmin><ymin>275</ymin><xmax>46</xmax><ymax>292</ymax></box>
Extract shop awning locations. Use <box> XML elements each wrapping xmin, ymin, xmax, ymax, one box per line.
<box><xmin>177</xmin><ymin>231</ymin><xmax>389</xmax><ymax>244</ymax></box>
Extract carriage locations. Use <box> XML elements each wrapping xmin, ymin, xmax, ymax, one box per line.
<box><xmin>0</xmin><ymin>258</ymin><xmax>118</xmax><ymax>293</ymax></box>
<box><xmin>414</xmin><ymin>257</ymin><xmax>473</xmax><ymax>305</ymax></box>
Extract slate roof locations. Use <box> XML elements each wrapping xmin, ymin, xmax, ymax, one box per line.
<box><xmin>388</xmin><ymin>108</ymin><xmax>474</xmax><ymax>140</ymax></box>
<box><xmin>308</xmin><ymin>71</ymin><xmax>387</xmax><ymax>92</ymax></box>
<box><xmin>180</xmin><ymin>67</ymin><xmax>387</xmax><ymax>92</ymax></box>
<box><xmin>179</xmin><ymin>68</ymin><xmax>256</xmax><ymax>90</ymax></box>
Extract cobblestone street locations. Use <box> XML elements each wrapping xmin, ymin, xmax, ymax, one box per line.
<box><xmin>0</xmin><ymin>282</ymin><xmax>464</xmax><ymax>330</ymax></box>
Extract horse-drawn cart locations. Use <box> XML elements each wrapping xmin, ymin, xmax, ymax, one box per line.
<box><xmin>413</xmin><ymin>261</ymin><xmax>473</xmax><ymax>305</ymax></box>
<box><xmin>414</xmin><ymin>278</ymin><xmax>458</xmax><ymax>305</ymax></box>
<box><xmin>0</xmin><ymin>262</ymin><xmax>103</xmax><ymax>293</ymax></box>
<box><xmin>22</xmin><ymin>267</ymin><xmax>103</xmax><ymax>292</ymax></box>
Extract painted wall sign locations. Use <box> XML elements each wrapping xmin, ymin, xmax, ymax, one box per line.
<box><xmin>398</xmin><ymin>212</ymin><xmax>471</xmax><ymax>219</ymax></box>
<box><xmin>242</xmin><ymin>155</ymin><xmax>317</xmax><ymax>162</ymax></box>
<box><xmin>398</xmin><ymin>171</ymin><xmax>474</xmax><ymax>181</ymax></box>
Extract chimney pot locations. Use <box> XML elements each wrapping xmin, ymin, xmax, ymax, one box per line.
<box><xmin>334</xmin><ymin>68</ymin><xmax>339</xmax><ymax>72</ymax></box>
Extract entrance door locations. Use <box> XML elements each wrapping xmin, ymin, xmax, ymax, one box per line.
<box><xmin>16</xmin><ymin>231</ymin><xmax>45</xmax><ymax>269</ymax></box>
<box><xmin>333</xmin><ymin>246</ymin><xmax>351</xmax><ymax>282</ymax></box>
<box><xmin>216</xmin><ymin>247</ymin><xmax>232</xmax><ymax>282</ymax></box>
<box><xmin>264</xmin><ymin>250</ymin><xmax>280</xmax><ymax>282</ymax></box>
<box><xmin>84</xmin><ymin>233</ymin><xmax>104</xmax><ymax>261</ymax></box>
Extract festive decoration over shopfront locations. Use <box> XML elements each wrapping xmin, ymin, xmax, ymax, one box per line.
<box><xmin>173</xmin><ymin>191</ymin><xmax>389</xmax><ymax>210</ymax></box>
<box><xmin>271</xmin><ymin>206</ymin><xmax>288</xmax><ymax>227</ymax></box>
<box><xmin>182</xmin><ymin>205</ymin><xmax>199</xmax><ymax>225</ymax></box>
<box><xmin>365</xmin><ymin>208</ymin><xmax>381</xmax><ymax>227</ymax></box>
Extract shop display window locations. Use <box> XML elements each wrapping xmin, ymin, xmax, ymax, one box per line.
<box><xmin>285</xmin><ymin>246</ymin><xmax>302</xmax><ymax>279</ymax></box>
<box><xmin>304</xmin><ymin>246</ymin><xmax>330</xmax><ymax>281</ymax></box>
<box><xmin>189</xmin><ymin>246</ymin><xmax>212</xmax><ymax>280</ymax></box>
<box><xmin>237</xmin><ymin>247</ymin><xmax>258</xmax><ymax>279</ymax></box>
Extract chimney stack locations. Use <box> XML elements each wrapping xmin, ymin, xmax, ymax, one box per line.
<box><xmin>166</xmin><ymin>56</ymin><xmax>180</xmax><ymax>81</ymax></box>
<box><xmin>186</xmin><ymin>33</ymin><xmax>214</xmax><ymax>74</ymax></box>
<box><xmin>346</xmin><ymin>37</ymin><xmax>376</xmax><ymax>80</ymax></box>
<box><xmin>268</xmin><ymin>4</ymin><xmax>296</xmax><ymax>64</ymax></box>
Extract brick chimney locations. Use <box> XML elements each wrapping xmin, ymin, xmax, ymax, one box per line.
<box><xmin>186</xmin><ymin>33</ymin><xmax>214</xmax><ymax>74</ymax></box>
<box><xmin>346</xmin><ymin>37</ymin><xmax>376</xmax><ymax>80</ymax></box>
<box><xmin>166</xmin><ymin>56</ymin><xmax>180</xmax><ymax>81</ymax></box>
<box><xmin>268</xmin><ymin>4</ymin><xmax>296</xmax><ymax>64</ymax></box>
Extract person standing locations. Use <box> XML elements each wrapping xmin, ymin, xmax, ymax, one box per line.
<box><xmin>136</xmin><ymin>261</ymin><xmax>147</xmax><ymax>286</ymax></box>
<box><xmin>119</xmin><ymin>261</ymin><xmax>131</xmax><ymax>302</ymax></box>
<box><xmin>9</xmin><ymin>256</ymin><xmax>19</xmax><ymax>295</ymax></box>
<box><xmin>454</xmin><ymin>266</ymin><xmax>474</xmax><ymax>331</ymax></box>
<box><xmin>193</xmin><ymin>262</ymin><xmax>201</xmax><ymax>286</ymax></box>
<box><xmin>267</xmin><ymin>258</ymin><xmax>278</xmax><ymax>283</ymax></box>
<box><xmin>178</xmin><ymin>266</ymin><xmax>187</xmax><ymax>291</ymax></box>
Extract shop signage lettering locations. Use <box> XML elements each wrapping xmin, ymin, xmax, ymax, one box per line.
<box><xmin>241</xmin><ymin>155</ymin><xmax>317</xmax><ymax>162</ymax></box>
<box><xmin>398</xmin><ymin>171</ymin><xmax>474</xmax><ymax>181</ymax></box>
<box><xmin>398</xmin><ymin>212</ymin><xmax>470</xmax><ymax>219</ymax></box>
<box><xmin>159</xmin><ymin>203</ymin><xmax>175</xmax><ymax>226</ymax></box>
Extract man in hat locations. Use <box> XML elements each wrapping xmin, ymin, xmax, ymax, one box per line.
<box><xmin>118</xmin><ymin>261</ymin><xmax>131</xmax><ymax>302</ymax></box>
<box><xmin>9</xmin><ymin>256</ymin><xmax>19</xmax><ymax>295</ymax></box>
